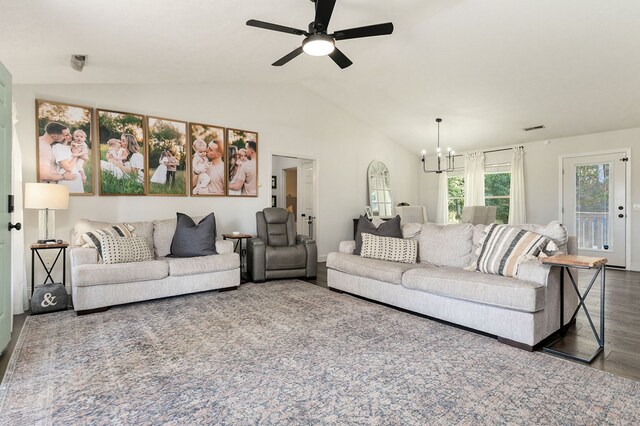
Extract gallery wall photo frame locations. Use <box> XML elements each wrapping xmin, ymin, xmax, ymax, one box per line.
<box><xmin>146</xmin><ymin>116</ymin><xmax>188</xmax><ymax>197</ymax></box>
<box><xmin>188</xmin><ymin>122</ymin><xmax>226</xmax><ymax>196</ymax></box>
<box><xmin>35</xmin><ymin>99</ymin><xmax>95</xmax><ymax>195</ymax></box>
<box><xmin>96</xmin><ymin>109</ymin><xmax>147</xmax><ymax>196</ymax></box>
<box><xmin>226</xmin><ymin>128</ymin><xmax>258</xmax><ymax>197</ymax></box>
<box><xmin>271</xmin><ymin>175</ymin><xmax>277</xmax><ymax>189</ymax></box>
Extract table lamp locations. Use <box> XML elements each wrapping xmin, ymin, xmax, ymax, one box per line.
<box><xmin>24</xmin><ymin>183</ymin><xmax>69</xmax><ymax>243</ymax></box>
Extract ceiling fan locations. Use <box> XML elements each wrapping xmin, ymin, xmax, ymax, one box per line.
<box><xmin>246</xmin><ymin>0</ymin><xmax>394</xmax><ymax>69</ymax></box>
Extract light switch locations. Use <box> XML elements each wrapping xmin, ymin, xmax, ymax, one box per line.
<box><xmin>633</xmin><ymin>203</ymin><xmax>640</xmax><ymax>211</ymax></box>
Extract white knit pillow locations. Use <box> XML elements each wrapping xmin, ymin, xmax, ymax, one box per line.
<box><xmin>100</xmin><ymin>235</ymin><xmax>154</xmax><ymax>265</ymax></box>
<box><xmin>360</xmin><ymin>233</ymin><xmax>417</xmax><ymax>264</ymax></box>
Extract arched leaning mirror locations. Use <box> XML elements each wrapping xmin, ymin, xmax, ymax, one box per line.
<box><xmin>367</xmin><ymin>160</ymin><xmax>393</xmax><ymax>218</ymax></box>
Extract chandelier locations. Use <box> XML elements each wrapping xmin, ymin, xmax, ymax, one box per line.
<box><xmin>421</xmin><ymin>118</ymin><xmax>454</xmax><ymax>174</ymax></box>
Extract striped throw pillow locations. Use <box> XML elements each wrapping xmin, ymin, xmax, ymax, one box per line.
<box><xmin>360</xmin><ymin>233</ymin><xmax>417</xmax><ymax>264</ymax></box>
<box><xmin>476</xmin><ymin>224</ymin><xmax>550</xmax><ymax>277</ymax></box>
<box><xmin>80</xmin><ymin>223</ymin><xmax>136</xmax><ymax>257</ymax></box>
<box><xmin>100</xmin><ymin>235</ymin><xmax>154</xmax><ymax>265</ymax></box>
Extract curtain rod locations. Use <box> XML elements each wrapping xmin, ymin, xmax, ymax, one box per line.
<box><xmin>451</xmin><ymin>145</ymin><xmax>524</xmax><ymax>159</ymax></box>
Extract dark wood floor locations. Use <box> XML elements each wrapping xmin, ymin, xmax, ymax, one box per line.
<box><xmin>2</xmin><ymin>263</ymin><xmax>638</xmax><ymax>383</ymax></box>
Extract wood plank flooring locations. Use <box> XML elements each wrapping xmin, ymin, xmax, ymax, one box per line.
<box><xmin>2</xmin><ymin>264</ymin><xmax>638</xmax><ymax>383</ymax></box>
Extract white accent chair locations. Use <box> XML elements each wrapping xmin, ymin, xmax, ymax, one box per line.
<box><xmin>461</xmin><ymin>206</ymin><xmax>497</xmax><ymax>225</ymax></box>
<box><xmin>395</xmin><ymin>206</ymin><xmax>428</xmax><ymax>225</ymax></box>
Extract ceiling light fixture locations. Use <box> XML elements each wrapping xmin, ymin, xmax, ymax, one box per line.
<box><xmin>302</xmin><ymin>34</ymin><xmax>335</xmax><ymax>56</ymax></box>
<box><xmin>421</xmin><ymin>118</ymin><xmax>455</xmax><ymax>174</ymax></box>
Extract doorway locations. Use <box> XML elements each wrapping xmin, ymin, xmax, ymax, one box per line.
<box><xmin>1</xmin><ymin>62</ymin><xmax>13</xmax><ymax>353</ymax></box>
<box><xmin>272</xmin><ymin>155</ymin><xmax>317</xmax><ymax>240</ymax></box>
<box><xmin>561</xmin><ymin>151</ymin><xmax>628</xmax><ymax>267</ymax></box>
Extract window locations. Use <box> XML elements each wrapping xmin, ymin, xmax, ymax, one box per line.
<box><xmin>447</xmin><ymin>171</ymin><xmax>511</xmax><ymax>224</ymax></box>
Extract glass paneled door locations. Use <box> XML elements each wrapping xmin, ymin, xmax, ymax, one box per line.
<box><xmin>562</xmin><ymin>152</ymin><xmax>627</xmax><ymax>267</ymax></box>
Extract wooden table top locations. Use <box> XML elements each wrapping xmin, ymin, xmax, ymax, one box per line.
<box><xmin>30</xmin><ymin>242</ymin><xmax>69</xmax><ymax>249</ymax></box>
<box><xmin>541</xmin><ymin>254</ymin><xmax>608</xmax><ymax>268</ymax></box>
<box><xmin>221</xmin><ymin>233</ymin><xmax>253</xmax><ymax>239</ymax></box>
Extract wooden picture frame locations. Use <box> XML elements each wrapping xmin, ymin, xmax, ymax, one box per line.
<box><xmin>226</xmin><ymin>128</ymin><xmax>258</xmax><ymax>197</ymax></box>
<box><xmin>97</xmin><ymin>109</ymin><xmax>147</xmax><ymax>196</ymax></box>
<box><xmin>146</xmin><ymin>116</ymin><xmax>188</xmax><ymax>196</ymax></box>
<box><xmin>36</xmin><ymin>99</ymin><xmax>95</xmax><ymax>195</ymax></box>
<box><xmin>188</xmin><ymin>122</ymin><xmax>226</xmax><ymax>196</ymax></box>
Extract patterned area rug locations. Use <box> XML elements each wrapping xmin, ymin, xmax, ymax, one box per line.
<box><xmin>1</xmin><ymin>280</ymin><xmax>639</xmax><ymax>425</ymax></box>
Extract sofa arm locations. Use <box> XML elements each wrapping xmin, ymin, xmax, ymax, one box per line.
<box><xmin>70</xmin><ymin>247</ymin><xmax>99</xmax><ymax>268</ymax></box>
<box><xmin>516</xmin><ymin>259</ymin><xmax>552</xmax><ymax>286</ymax></box>
<box><xmin>339</xmin><ymin>240</ymin><xmax>355</xmax><ymax>254</ymax></box>
<box><xmin>297</xmin><ymin>235</ymin><xmax>317</xmax><ymax>278</ymax></box>
<box><xmin>216</xmin><ymin>239</ymin><xmax>234</xmax><ymax>254</ymax></box>
<box><xmin>247</xmin><ymin>237</ymin><xmax>266</xmax><ymax>282</ymax></box>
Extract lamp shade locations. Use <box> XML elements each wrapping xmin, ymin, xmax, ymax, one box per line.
<box><xmin>24</xmin><ymin>183</ymin><xmax>69</xmax><ymax>210</ymax></box>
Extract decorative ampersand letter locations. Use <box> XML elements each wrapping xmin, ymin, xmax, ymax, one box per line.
<box><xmin>41</xmin><ymin>293</ymin><xmax>58</xmax><ymax>308</ymax></box>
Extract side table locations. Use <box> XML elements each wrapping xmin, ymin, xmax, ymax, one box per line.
<box><xmin>30</xmin><ymin>242</ymin><xmax>69</xmax><ymax>296</ymax></box>
<box><xmin>222</xmin><ymin>233</ymin><xmax>252</xmax><ymax>283</ymax></box>
<box><xmin>542</xmin><ymin>254</ymin><xmax>607</xmax><ymax>363</ymax></box>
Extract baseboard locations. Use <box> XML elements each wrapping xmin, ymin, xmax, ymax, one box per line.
<box><xmin>318</xmin><ymin>254</ymin><xmax>327</xmax><ymax>262</ymax></box>
<box><xmin>630</xmin><ymin>263</ymin><xmax>640</xmax><ymax>272</ymax></box>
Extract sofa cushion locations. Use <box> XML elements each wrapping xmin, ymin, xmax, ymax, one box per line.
<box><xmin>170</xmin><ymin>212</ymin><xmax>217</xmax><ymax>257</ymax></box>
<box><xmin>73</xmin><ymin>260</ymin><xmax>169</xmax><ymax>287</ymax></box>
<box><xmin>418</xmin><ymin>223</ymin><xmax>474</xmax><ymax>268</ymax></box>
<box><xmin>101</xmin><ymin>235</ymin><xmax>154</xmax><ymax>265</ymax></box>
<box><xmin>161</xmin><ymin>253</ymin><xmax>239</xmax><ymax>277</ymax></box>
<box><xmin>327</xmin><ymin>252</ymin><xmax>434</xmax><ymax>285</ymax></box>
<box><xmin>402</xmin><ymin>267</ymin><xmax>545</xmax><ymax>312</ymax></box>
<box><xmin>80</xmin><ymin>223</ymin><xmax>136</xmax><ymax>257</ymax></box>
<box><xmin>361</xmin><ymin>233</ymin><xmax>417</xmax><ymax>264</ymax></box>
<box><xmin>266</xmin><ymin>245</ymin><xmax>307</xmax><ymax>270</ymax></box>
<box><xmin>472</xmin><ymin>221</ymin><xmax>568</xmax><ymax>258</ymax></box>
<box><xmin>153</xmin><ymin>216</ymin><xmax>205</xmax><ymax>258</ymax></box>
<box><xmin>72</xmin><ymin>219</ymin><xmax>154</xmax><ymax>250</ymax></box>
<box><xmin>354</xmin><ymin>215</ymin><xmax>402</xmax><ymax>255</ymax></box>
<box><xmin>476</xmin><ymin>224</ymin><xmax>551</xmax><ymax>277</ymax></box>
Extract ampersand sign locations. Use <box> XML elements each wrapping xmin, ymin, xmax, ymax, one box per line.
<box><xmin>41</xmin><ymin>293</ymin><xmax>58</xmax><ymax>308</ymax></box>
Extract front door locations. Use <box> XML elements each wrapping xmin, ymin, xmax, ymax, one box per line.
<box><xmin>0</xmin><ymin>62</ymin><xmax>13</xmax><ymax>353</ymax></box>
<box><xmin>301</xmin><ymin>162</ymin><xmax>315</xmax><ymax>239</ymax></box>
<box><xmin>562</xmin><ymin>152</ymin><xmax>627</xmax><ymax>267</ymax></box>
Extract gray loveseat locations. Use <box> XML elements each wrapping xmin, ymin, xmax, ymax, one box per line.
<box><xmin>327</xmin><ymin>221</ymin><xmax>579</xmax><ymax>349</ymax></box>
<box><xmin>70</xmin><ymin>218</ymin><xmax>240</xmax><ymax>313</ymax></box>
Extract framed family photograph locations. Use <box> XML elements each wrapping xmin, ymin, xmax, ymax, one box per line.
<box><xmin>227</xmin><ymin>128</ymin><xmax>258</xmax><ymax>197</ymax></box>
<box><xmin>36</xmin><ymin>99</ymin><xmax>94</xmax><ymax>195</ymax></box>
<box><xmin>188</xmin><ymin>122</ymin><xmax>226</xmax><ymax>196</ymax></box>
<box><xmin>147</xmin><ymin>117</ymin><xmax>188</xmax><ymax>196</ymax></box>
<box><xmin>271</xmin><ymin>175</ymin><xmax>277</xmax><ymax>189</ymax></box>
<box><xmin>97</xmin><ymin>109</ymin><xmax>146</xmax><ymax>196</ymax></box>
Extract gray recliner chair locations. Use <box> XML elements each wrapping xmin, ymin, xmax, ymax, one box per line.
<box><xmin>247</xmin><ymin>208</ymin><xmax>317</xmax><ymax>282</ymax></box>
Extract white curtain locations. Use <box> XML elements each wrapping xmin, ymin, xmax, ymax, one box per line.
<box><xmin>508</xmin><ymin>146</ymin><xmax>526</xmax><ymax>225</ymax></box>
<box><xmin>464</xmin><ymin>152</ymin><xmax>485</xmax><ymax>206</ymax></box>
<box><xmin>435</xmin><ymin>171</ymin><xmax>449</xmax><ymax>224</ymax></box>
<box><xmin>11</xmin><ymin>102</ymin><xmax>27</xmax><ymax>315</ymax></box>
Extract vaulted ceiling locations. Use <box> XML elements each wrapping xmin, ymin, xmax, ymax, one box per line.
<box><xmin>2</xmin><ymin>0</ymin><xmax>639</xmax><ymax>154</ymax></box>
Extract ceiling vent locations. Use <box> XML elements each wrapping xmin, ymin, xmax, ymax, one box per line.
<box><xmin>523</xmin><ymin>125</ymin><xmax>545</xmax><ymax>131</ymax></box>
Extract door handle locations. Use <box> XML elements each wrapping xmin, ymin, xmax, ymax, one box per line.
<box><xmin>8</xmin><ymin>222</ymin><xmax>22</xmax><ymax>231</ymax></box>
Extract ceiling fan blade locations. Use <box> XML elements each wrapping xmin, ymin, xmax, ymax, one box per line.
<box><xmin>272</xmin><ymin>46</ymin><xmax>304</xmax><ymax>66</ymax></box>
<box><xmin>328</xmin><ymin>47</ymin><xmax>353</xmax><ymax>69</ymax></box>
<box><xmin>246</xmin><ymin>19</ymin><xmax>307</xmax><ymax>36</ymax></box>
<box><xmin>332</xmin><ymin>22</ymin><xmax>394</xmax><ymax>40</ymax></box>
<box><xmin>314</xmin><ymin>0</ymin><xmax>336</xmax><ymax>32</ymax></box>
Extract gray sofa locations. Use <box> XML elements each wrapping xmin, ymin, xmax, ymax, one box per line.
<box><xmin>327</xmin><ymin>221</ymin><xmax>579</xmax><ymax>349</ymax></box>
<box><xmin>70</xmin><ymin>218</ymin><xmax>240</xmax><ymax>313</ymax></box>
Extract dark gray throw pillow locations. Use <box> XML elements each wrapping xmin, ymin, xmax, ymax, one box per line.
<box><xmin>169</xmin><ymin>212</ymin><xmax>217</xmax><ymax>257</ymax></box>
<box><xmin>354</xmin><ymin>215</ymin><xmax>402</xmax><ymax>255</ymax></box>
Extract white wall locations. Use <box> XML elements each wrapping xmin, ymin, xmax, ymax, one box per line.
<box><xmin>13</xmin><ymin>83</ymin><xmax>421</xmax><ymax>281</ymax></box>
<box><xmin>420</xmin><ymin>127</ymin><xmax>640</xmax><ymax>270</ymax></box>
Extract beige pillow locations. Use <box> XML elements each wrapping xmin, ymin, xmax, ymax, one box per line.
<box><xmin>360</xmin><ymin>233</ymin><xmax>417</xmax><ymax>264</ymax></box>
<box><xmin>101</xmin><ymin>235</ymin><xmax>154</xmax><ymax>265</ymax></box>
<box><xmin>418</xmin><ymin>223</ymin><xmax>474</xmax><ymax>268</ymax></box>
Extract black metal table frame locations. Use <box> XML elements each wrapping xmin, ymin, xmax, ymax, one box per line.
<box><xmin>223</xmin><ymin>236</ymin><xmax>251</xmax><ymax>283</ymax></box>
<box><xmin>543</xmin><ymin>263</ymin><xmax>606</xmax><ymax>363</ymax></box>
<box><xmin>31</xmin><ymin>245</ymin><xmax>67</xmax><ymax>296</ymax></box>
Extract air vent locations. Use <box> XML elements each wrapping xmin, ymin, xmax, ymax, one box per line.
<box><xmin>523</xmin><ymin>125</ymin><xmax>545</xmax><ymax>132</ymax></box>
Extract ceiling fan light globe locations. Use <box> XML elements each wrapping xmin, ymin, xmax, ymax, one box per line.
<box><xmin>302</xmin><ymin>35</ymin><xmax>335</xmax><ymax>56</ymax></box>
